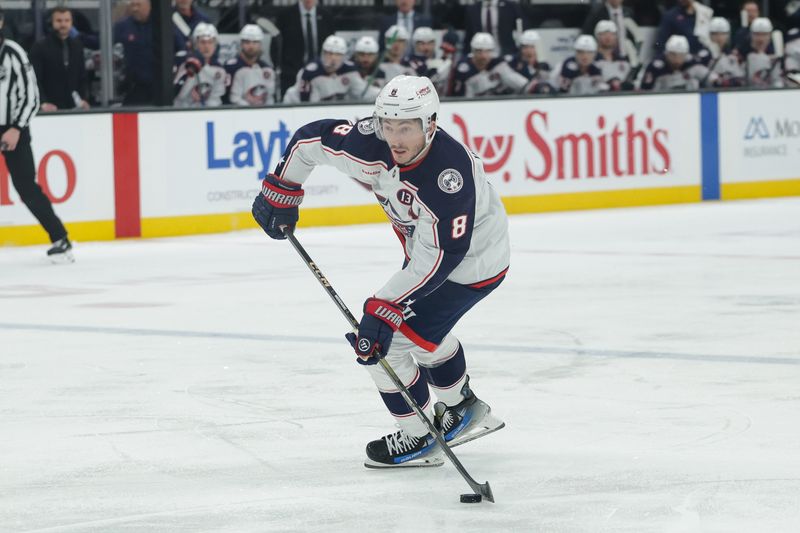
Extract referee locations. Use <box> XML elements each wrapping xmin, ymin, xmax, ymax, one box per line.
<box><xmin>0</xmin><ymin>8</ymin><xmax>72</xmax><ymax>261</ymax></box>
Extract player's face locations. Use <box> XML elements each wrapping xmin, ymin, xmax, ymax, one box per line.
<box><xmin>414</xmin><ymin>40</ymin><xmax>435</xmax><ymax>58</ymax></box>
<box><xmin>355</xmin><ymin>52</ymin><xmax>377</xmax><ymax>70</ymax></box>
<box><xmin>241</xmin><ymin>40</ymin><xmax>262</xmax><ymax>60</ymax></box>
<box><xmin>382</xmin><ymin>118</ymin><xmax>427</xmax><ymax>165</ymax></box>
<box><xmin>597</xmin><ymin>32</ymin><xmax>617</xmax><ymax>50</ymax></box>
<box><xmin>196</xmin><ymin>37</ymin><xmax>216</xmax><ymax>60</ymax></box>
<box><xmin>389</xmin><ymin>40</ymin><xmax>407</xmax><ymax>60</ymax></box>
<box><xmin>751</xmin><ymin>32</ymin><xmax>770</xmax><ymax>51</ymax></box>
<box><xmin>520</xmin><ymin>45</ymin><xmax>538</xmax><ymax>64</ymax></box>
<box><xmin>472</xmin><ymin>49</ymin><xmax>492</xmax><ymax>70</ymax></box>
<box><xmin>711</xmin><ymin>32</ymin><xmax>729</xmax><ymax>49</ymax></box>
<box><xmin>322</xmin><ymin>51</ymin><xmax>344</xmax><ymax>72</ymax></box>
<box><xmin>575</xmin><ymin>50</ymin><xmax>594</xmax><ymax>68</ymax></box>
<box><xmin>666</xmin><ymin>51</ymin><xmax>686</xmax><ymax>69</ymax></box>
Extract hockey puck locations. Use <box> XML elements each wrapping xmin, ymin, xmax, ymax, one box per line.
<box><xmin>460</xmin><ymin>493</ymin><xmax>482</xmax><ymax>503</ymax></box>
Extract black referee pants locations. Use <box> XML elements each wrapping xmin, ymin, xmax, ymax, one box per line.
<box><xmin>2</xmin><ymin>126</ymin><xmax>67</xmax><ymax>242</ymax></box>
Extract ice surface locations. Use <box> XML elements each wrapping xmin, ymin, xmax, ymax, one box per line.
<box><xmin>1</xmin><ymin>198</ymin><xmax>799</xmax><ymax>532</ymax></box>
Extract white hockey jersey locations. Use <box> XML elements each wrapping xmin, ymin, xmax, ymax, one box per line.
<box><xmin>554</xmin><ymin>58</ymin><xmax>609</xmax><ymax>95</ymax></box>
<box><xmin>743</xmin><ymin>51</ymin><xmax>784</xmax><ymax>88</ymax></box>
<box><xmin>272</xmin><ymin>118</ymin><xmax>510</xmax><ymax>304</ymax></box>
<box><xmin>173</xmin><ymin>55</ymin><xmax>226</xmax><ymax>107</ymax></box>
<box><xmin>225</xmin><ymin>56</ymin><xmax>276</xmax><ymax>106</ymax></box>
<box><xmin>283</xmin><ymin>60</ymin><xmax>380</xmax><ymax>104</ymax></box>
<box><xmin>450</xmin><ymin>57</ymin><xmax>530</xmax><ymax>97</ymax></box>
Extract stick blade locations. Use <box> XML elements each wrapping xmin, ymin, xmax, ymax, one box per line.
<box><xmin>478</xmin><ymin>481</ymin><xmax>495</xmax><ymax>503</ymax></box>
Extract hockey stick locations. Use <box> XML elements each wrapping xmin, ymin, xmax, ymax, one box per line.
<box><xmin>282</xmin><ymin>227</ymin><xmax>495</xmax><ymax>503</ymax></box>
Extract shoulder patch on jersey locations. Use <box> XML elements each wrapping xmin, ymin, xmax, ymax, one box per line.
<box><xmin>437</xmin><ymin>168</ymin><xmax>464</xmax><ymax>194</ymax></box>
<box><xmin>225</xmin><ymin>58</ymin><xmax>238</xmax><ymax>65</ymax></box>
<box><xmin>457</xmin><ymin>62</ymin><xmax>470</xmax><ymax>73</ymax></box>
<box><xmin>357</xmin><ymin>118</ymin><xmax>376</xmax><ymax>135</ymax></box>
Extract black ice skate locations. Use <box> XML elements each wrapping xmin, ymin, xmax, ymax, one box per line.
<box><xmin>364</xmin><ymin>429</ymin><xmax>443</xmax><ymax>468</ymax></box>
<box><xmin>46</xmin><ymin>238</ymin><xmax>74</xmax><ymax>264</ymax></box>
<box><xmin>434</xmin><ymin>376</ymin><xmax>505</xmax><ymax>447</ymax></box>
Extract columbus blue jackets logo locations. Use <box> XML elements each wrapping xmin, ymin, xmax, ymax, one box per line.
<box><xmin>437</xmin><ymin>169</ymin><xmax>463</xmax><ymax>194</ymax></box>
<box><xmin>357</xmin><ymin>119</ymin><xmax>376</xmax><ymax>135</ymax></box>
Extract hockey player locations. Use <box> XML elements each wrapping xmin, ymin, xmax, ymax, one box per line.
<box><xmin>554</xmin><ymin>35</ymin><xmax>608</xmax><ymax>95</ymax></box>
<box><xmin>225</xmin><ymin>24</ymin><xmax>276</xmax><ymax>106</ymax></box>
<box><xmin>352</xmin><ymin>36</ymin><xmax>386</xmax><ymax>89</ymax></box>
<box><xmin>640</xmin><ymin>35</ymin><xmax>712</xmax><ymax>91</ymax></box>
<box><xmin>786</xmin><ymin>28</ymin><xmax>800</xmax><ymax>85</ymax></box>
<box><xmin>737</xmin><ymin>17</ymin><xmax>784</xmax><ymax>88</ymax></box>
<box><xmin>252</xmin><ymin>75</ymin><xmax>509</xmax><ymax>468</ymax></box>
<box><xmin>404</xmin><ymin>26</ymin><xmax>436</xmax><ymax>76</ymax></box>
<box><xmin>173</xmin><ymin>22</ymin><xmax>226</xmax><ymax>107</ymax></box>
<box><xmin>594</xmin><ymin>21</ymin><xmax>632</xmax><ymax>91</ymax></box>
<box><xmin>283</xmin><ymin>35</ymin><xmax>380</xmax><ymax>103</ymax></box>
<box><xmin>450</xmin><ymin>33</ymin><xmax>532</xmax><ymax>97</ymax></box>
<box><xmin>404</xmin><ymin>27</ymin><xmax>452</xmax><ymax>95</ymax></box>
<box><xmin>707</xmin><ymin>17</ymin><xmax>746</xmax><ymax>88</ymax></box>
<box><xmin>380</xmin><ymin>25</ymin><xmax>416</xmax><ymax>81</ymax></box>
<box><xmin>505</xmin><ymin>30</ymin><xmax>554</xmax><ymax>93</ymax></box>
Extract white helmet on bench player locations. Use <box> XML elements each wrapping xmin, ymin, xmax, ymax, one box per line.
<box><xmin>322</xmin><ymin>35</ymin><xmax>348</xmax><ymax>55</ymax></box>
<box><xmin>373</xmin><ymin>75</ymin><xmax>440</xmax><ymax>147</ymax></box>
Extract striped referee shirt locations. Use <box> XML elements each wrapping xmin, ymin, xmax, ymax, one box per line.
<box><xmin>0</xmin><ymin>38</ymin><xmax>40</xmax><ymax>129</ymax></box>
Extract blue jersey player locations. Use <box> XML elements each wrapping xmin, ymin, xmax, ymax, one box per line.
<box><xmin>252</xmin><ymin>76</ymin><xmax>510</xmax><ymax>468</ymax></box>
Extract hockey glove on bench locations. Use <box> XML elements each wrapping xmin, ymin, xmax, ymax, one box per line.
<box><xmin>346</xmin><ymin>298</ymin><xmax>404</xmax><ymax>365</ymax></box>
<box><xmin>252</xmin><ymin>174</ymin><xmax>304</xmax><ymax>240</ymax></box>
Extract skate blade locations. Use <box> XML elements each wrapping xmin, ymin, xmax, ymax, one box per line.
<box><xmin>449</xmin><ymin>408</ymin><xmax>506</xmax><ymax>448</ymax></box>
<box><xmin>364</xmin><ymin>453</ymin><xmax>444</xmax><ymax>469</ymax></box>
<box><xmin>48</xmin><ymin>251</ymin><xmax>75</xmax><ymax>264</ymax></box>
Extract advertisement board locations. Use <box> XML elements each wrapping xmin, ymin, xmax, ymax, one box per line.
<box><xmin>719</xmin><ymin>91</ymin><xmax>800</xmax><ymax>184</ymax></box>
<box><xmin>0</xmin><ymin>114</ymin><xmax>115</xmax><ymax>235</ymax></box>
<box><xmin>137</xmin><ymin>105</ymin><xmax>378</xmax><ymax>220</ymax></box>
<box><xmin>138</xmin><ymin>93</ymin><xmax>702</xmax><ymax>221</ymax></box>
<box><xmin>437</xmin><ymin>93</ymin><xmax>701</xmax><ymax>198</ymax></box>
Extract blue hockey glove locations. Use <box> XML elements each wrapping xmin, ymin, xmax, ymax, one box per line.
<box><xmin>346</xmin><ymin>298</ymin><xmax>404</xmax><ymax>365</ymax></box>
<box><xmin>252</xmin><ymin>173</ymin><xmax>304</xmax><ymax>240</ymax></box>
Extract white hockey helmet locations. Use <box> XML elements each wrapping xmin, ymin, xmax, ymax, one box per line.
<box><xmin>750</xmin><ymin>17</ymin><xmax>774</xmax><ymax>34</ymax></box>
<box><xmin>412</xmin><ymin>26</ymin><xmax>435</xmax><ymax>43</ymax></box>
<box><xmin>665</xmin><ymin>35</ymin><xmax>690</xmax><ymax>54</ymax></box>
<box><xmin>373</xmin><ymin>75</ymin><xmax>440</xmax><ymax>147</ymax></box>
<box><xmin>385</xmin><ymin>24</ymin><xmax>410</xmax><ymax>42</ymax></box>
<box><xmin>594</xmin><ymin>20</ymin><xmax>618</xmax><ymax>37</ymax></box>
<box><xmin>519</xmin><ymin>29</ymin><xmax>541</xmax><ymax>47</ymax></box>
<box><xmin>471</xmin><ymin>32</ymin><xmax>496</xmax><ymax>51</ymax></box>
<box><xmin>574</xmin><ymin>34</ymin><xmax>598</xmax><ymax>52</ymax></box>
<box><xmin>193</xmin><ymin>22</ymin><xmax>218</xmax><ymax>43</ymax></box>
<box><xmin>239</xmin><ymin>24</ymin><xmax>264</xmax><ymax>42</ymax></box>
<box><xmin>709</xmin><ymin>17</ymin><xmax>731</xmax><ymax>34</ymax></box>
<box><xmin>322</xmin><ymin>35</ymin><xmax>348</xmax><ymax>55</ymax></box>
<box><xmin>354</xmin><ymin>36</ymin><xmax>379</xmax><ymax>54</ymax></box>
